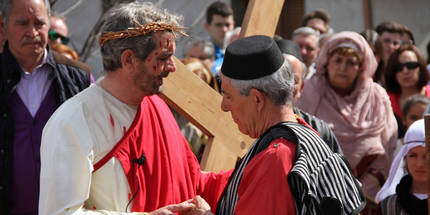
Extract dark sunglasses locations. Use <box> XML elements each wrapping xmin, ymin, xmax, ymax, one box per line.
<box><xmin>396</xmin><ymin>62</ymin><xmax>419</xmax><ymax>72</ymax></box>
<box><xmin>48</xmin><ymin>29</ymin><xmax>70</xmax><ymax>45</ymax></box>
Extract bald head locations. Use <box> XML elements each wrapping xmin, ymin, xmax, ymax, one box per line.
<box><xmin>284</xmin><ymin>54</ymin><xmax>305</xmax><ymax>104</ymax></box>
<box><xmin>49</xmin><ymin>15</ymin><xmax>68</xmax><ymax>45</ymax></box>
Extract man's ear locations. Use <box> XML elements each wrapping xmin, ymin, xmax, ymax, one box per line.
<box><xmin>204</xmin><ymin>22</ymin><xmax>210</xmax><ymax>31</ymax></box>
<box><xmin>249</xmin><ymin>88</ymin><xmax>265</xmax><ymax>112</ymax></box>
<box><xmin>121</xmin><ymin>49</ymin><xmax>136</xmax><ymax>70</ymax></box>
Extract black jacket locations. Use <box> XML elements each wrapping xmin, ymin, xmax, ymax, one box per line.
<box><xmin>294</xmin><ymin>107</ymin><xmax>343</xmax><ymax>154</ymax></box>
<box><xmin>0</xmin><ymin>44</ymin><xmax>90</xmax><ymax>214</ymax></box>
<box><xmin>380</xmin><ymin>174</ymin><xmax>428</xmax><ymax>215</ymax></box>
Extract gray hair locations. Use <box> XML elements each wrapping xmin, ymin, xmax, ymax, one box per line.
<box><xmin>1</xmin><ymin>0</ymin><xmax>50</xmax><ymax>24</ymax></box>
<box><xmin>225</xmin><ymin>60</ymin><xmax>294</xmax><ymax>106</ymax></box>
<box><xmin>184</xmin><ymin>37</ymin><xmax>215</xmax><ymax>59</ymax></box>
<box><xmin>285</xmin><ymin>53</ymin><xmax>307</xmax><ymax>83</ymax></box>
<box><xmin>292</xmin><ymin>26</ymin><xmax>319</xmax><ymax>40</ymax></box>
<box><xmin>300</xmin><ymin>62</ymin><xmax>307</xmax><ymax>81</ymax></box>
<box><xmin>100</xmin><ymin>2</ymin><xmax>182</xmax><ymax>72</ymax></box>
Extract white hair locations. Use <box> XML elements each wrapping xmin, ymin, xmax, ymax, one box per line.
<box><xmin>222</xmin><ymin>60</ymin><xmax>294</xmax><ymax>106</ymax></box>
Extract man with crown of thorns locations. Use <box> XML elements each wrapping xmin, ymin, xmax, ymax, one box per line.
<box><xmin>39</xmin><ymin>2</ymin><xmax>231</xmax><ymax>215</ymax></box>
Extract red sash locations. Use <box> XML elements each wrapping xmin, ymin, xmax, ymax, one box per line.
<box><xmin>93</xmin><ymin>95</ymin><xmax>204</xmax><ymax>212</ymax></box>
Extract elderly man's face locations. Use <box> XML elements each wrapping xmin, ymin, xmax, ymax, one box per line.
<box><xmin>1</xmin><ymin>0</ymin><xmax>49</xmax><ymax>59</ymax></box>
<box><xmin>293</xmin><ymin>34</ymin><xmax>319</xmax><ymax>67</ymax></box>
<box><xmin>132</xmin><ymin>31</ymin><xmax>176</xmax><ymax>95</ymax></box>
<box><xmin>186</xmin><ymin>44</ymin><xmax>214</xmax><ymax>69</ymax></box>
<box><xmin>285</xmin><ymin>54</ymin><xmax>304</xmax><ymax>104</ymax></box>
<box><xmin>221</xmin><ymin>76</ymin><xmax>259</xmax><ymax>138</ymax></box>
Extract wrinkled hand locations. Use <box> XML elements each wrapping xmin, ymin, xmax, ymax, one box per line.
<box><xmin>141</xmin><ymin>200</ymin><xmax>195</xmax><ymax>215</ymax></box>
<box><xmin>181</xmin><ymin>195</ymin><xmax>213</xmax><ymax>215</ymax></box>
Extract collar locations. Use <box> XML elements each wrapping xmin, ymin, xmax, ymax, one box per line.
<box><xmin>20</xmin><ymin>49</ymin><xmax>49</xmax><ymax>74</ymax></box>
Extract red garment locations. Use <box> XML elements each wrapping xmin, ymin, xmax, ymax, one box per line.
<box><xmin>388</xmin><ymin>85</ymin><xmax>430</xmax><ymax>118</ymax></box>
<box><xmin>234</xmin><ymin>138</ymin><xmax>297</xmax><ymax>215</ymax></box>
<box><xmin>94</xmin><ymin>95</ymin><xmax>231</xmax><ymax>212</ymax></box>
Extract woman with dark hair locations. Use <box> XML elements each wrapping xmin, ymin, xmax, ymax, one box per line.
<box><xmin>376</xmin><ymin>119</ymin><xmax>428</xmax><ymax>214</ymax></box>
<box><xmin>384</xmin><ymin>45</ymin><xmax>430</xmax><ymax>136</ymax></box>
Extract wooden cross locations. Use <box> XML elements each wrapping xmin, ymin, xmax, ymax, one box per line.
<box><xmin>160</xmin><ymin>0</ymin><xmax>285</xmax><ymax>172</ymax></box>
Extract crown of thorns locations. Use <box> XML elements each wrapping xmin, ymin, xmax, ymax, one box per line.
<box><xmin>98</xmin><ymin>19</ymin><xmax>188</xmax><ymax>47</ymax></box>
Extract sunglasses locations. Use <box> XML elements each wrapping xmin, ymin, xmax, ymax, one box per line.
<box><xmin>48</xmin><ymin>29</ymin><xmax>70</xmax><ymax>45</ymax></box>
<box><xmin>396</xmin><ymin>62</ymin><xmax>419</xmax><ymax>72</ymax></box>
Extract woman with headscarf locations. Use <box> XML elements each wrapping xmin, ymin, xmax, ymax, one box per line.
<box><xmin>376</xmin><ymin>119</ymin><xmax>428</xmax><ymax>214</ymax></box>
<box><xmin>296</xmin><ymin>31</ymin><xmax>398</xmax><ymax>205</ymax></box>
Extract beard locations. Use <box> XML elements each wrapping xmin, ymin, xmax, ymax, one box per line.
<box><xmin>134</xmin><ymin>71</ymin><xmax>169</xmax><ymax>96</ymax></box>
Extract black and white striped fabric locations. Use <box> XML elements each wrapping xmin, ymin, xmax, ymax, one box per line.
<box><xmin>216</xmin><ymin>140</ymin><xmax>259</xmax><ymax>215</ymax></box>
<box><xmin>283</xmin><ymin>122</ymin><xmax>365</xmax><ymax>215</ymax></box>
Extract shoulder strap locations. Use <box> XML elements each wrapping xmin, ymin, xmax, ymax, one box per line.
<box><xmin>253</xmin><ymin>122</ymin><xmax>299</xmax><ymax>155</ymax></box>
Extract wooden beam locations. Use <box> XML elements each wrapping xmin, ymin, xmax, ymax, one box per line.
<box><xmin>362</xmin><ymin>0</ymin><xmax>373</xmax><ymax>29</ymax></box>
<box><xmin>160</xmin><ymin>57</ymin><xmax>253</xmax><ymax>172</ymax></box>
<box><xmin>161</xmin><ymin>0</ymin><xmax>285</xmax><ymax>171</ymax></box>
<box><xmin>240</xmin><ymin>0</ymin><xmax>285</xmax><ymax>37</ymax></box>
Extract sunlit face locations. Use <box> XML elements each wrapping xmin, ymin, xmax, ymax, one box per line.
<box><xmin>132</xmin><ymin>31</ymin><xmax>176</xmax><ymax>95</ymax></box>
<box><xmin>327</xmin><ymin>52</ymin><xmax>361</xmax><ymax>94</ymax></box>
<box><xmin>406</xmin><ymin>146</ymin><xmax>427</xmax><ymax>185</ymax></box>
<box><xmin>403</xmin><ymin>103</ymin><xmax>426</xmax><ymax>129</ymax></box>
<box><xmin>220</xmin><ymin>76</ymin><xmax>259</xmax><ymax>138</ymax></box>
<box><xmin>380</xmin><ymin>31</ymin><xmax>401</xmax><ymax>63</ymax></box>
<box><xmin>48</xmin><ymin>16</ymin><xmax>68</xmax><ymax>45</ymax></box>
<box><xmin>186</xmin><ymin>44</ymin><xmax>214</xmax><ymax>69</ymax></box>
<box><xmin>205</xmin><ymin>14</ymin><xmax>234</xmax><ymax>48</ymax></box>
<box><xmin>293</xmin><ymin>34</ymin><xmax>319</xmax><ymax>67</ymax></box>
<box><xmin>1</xmin><ymin>0</ymin><xmax>49</xmax><ymax>60</ymax></box>
<box><xmin>306</xmin><ymin>18</ymin><xmax>327</xmax><ymax>35</ymax></box>
<box><xmin>395</xmin><ymin>50</ymin><xmax>420</xmax><ymax>89</ymax></box>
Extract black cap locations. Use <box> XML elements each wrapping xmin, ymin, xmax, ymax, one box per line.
<box><xmin>221</xmin><ymin>35</ymin><xmax>285</xmax><ymax>80</ymax></box>
<box><xmin>275</xmin><ymin>39</ymin><xmax>303</xmax><ymax>62</ymax></box>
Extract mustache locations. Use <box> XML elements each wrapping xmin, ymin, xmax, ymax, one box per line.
<box><xmin>159</xmin><ymin>72</ymin><xmax>170</xmax><ymax>79</ymax></box>
<box><xmin>21</xmin><ymin>36</ymin><xmax>42</xmax><ymax>44</ymax></box>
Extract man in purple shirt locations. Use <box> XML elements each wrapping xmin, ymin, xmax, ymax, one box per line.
<box><xmin>0</xmin><ymin>0</ymin><xmax>90</xmax><ymax>214</ymax></box>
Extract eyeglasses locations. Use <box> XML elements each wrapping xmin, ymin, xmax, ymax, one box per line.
<box><xmin>396</xmin><ymin>62</ymin><xmax>419</xmax><ymax>71</ymax></box>
<box><xmin>48</xmin><ymin>29</ymin><xmax>70</xmax><ymax>45</ymax></box>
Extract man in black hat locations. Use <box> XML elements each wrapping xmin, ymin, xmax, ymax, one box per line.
<box><xmin>188</xmin><ymin>35</ymin><xmax>365</xmax><ymax>215</ymax></box>
<box><xmin>216</xmin><ymin>35</ymin><xmax>298</xmax><ymax>214</ymax></box>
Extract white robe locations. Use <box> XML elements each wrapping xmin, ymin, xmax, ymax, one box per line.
<box><xmin>39</xmin><ymin>79</ymin><xmax>144</xmax><ymax>214</ymax></box>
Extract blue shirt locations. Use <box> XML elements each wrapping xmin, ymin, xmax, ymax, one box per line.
<box><xmin>211</xmin><ymin>43</ymin><xmax>224</xmax><ymax>75</ymax></box>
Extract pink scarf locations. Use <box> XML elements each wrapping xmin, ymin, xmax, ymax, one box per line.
<box><xmin>297</xmin><ymin>31</ymin><xmax>398</xmax><ymax>171</ymax></box>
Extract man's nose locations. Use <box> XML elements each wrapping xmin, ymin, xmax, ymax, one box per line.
<box><xmin>166</xmin><ymin>58</ymin><xmax>176</xmax><ymax>73</ymax></box>
<box><xmin>300</xmin><ymin>47</ymin><xmax>307</xmax><ymax>55</ymax></box>
<box><xmin>26</xmin><ymin>25</ymin><xmax>39</xmax><ymax>37</ymax></box>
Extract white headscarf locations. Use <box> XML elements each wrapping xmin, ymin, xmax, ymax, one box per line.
<box><xmin>375</xmin><ymin>119</ymin><xmax>426</xmax><ymax>203</ymax></box>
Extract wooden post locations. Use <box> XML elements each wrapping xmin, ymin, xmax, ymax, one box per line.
<box><xmin>160</xmin><ymin>58</ymin><xmax>253</xmax><ymax>172</ymax></box>
<box><xmin>240</xmin><ymin>0</ymin><xmax>285</xmax><ymax>38</ymax></box>
<box><xmin>424</xmin><ymin>114</ymin><xmax>430</xmax><ymax>215</ymax></box>
<box><xmin>161</xmin><ymin>0</ymin><xmax>285</xmax><ymax>171</ymax></box>
<box><xmin>362</xmin><ymin>0</ymin><xmax>373</xmax><ymax>30</ymax></box>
